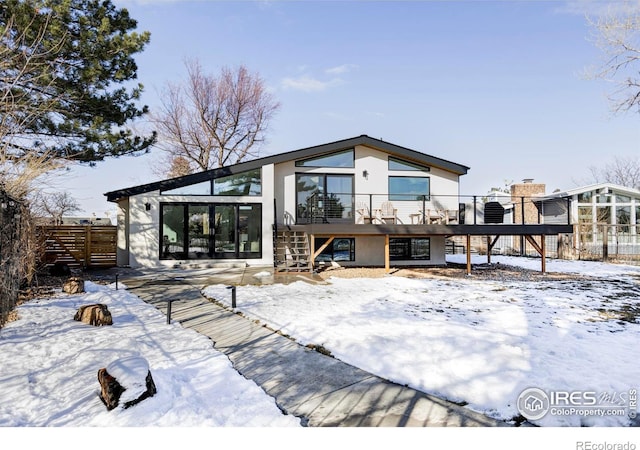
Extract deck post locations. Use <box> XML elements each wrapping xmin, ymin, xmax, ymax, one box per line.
<box><xmin>385</xmin><ymin>234</ymin><xmax>390</xmax><ymax>273</ymax></box>
<box><xmin>486</xmin><ymin>236</ymin><xmax>491</xmax><ymax>265</ymax></box>
<box><xmin>466</xmin><ymin>234</ymin><xmax>471</xmax><ymax>275</ymax></box>
<box><xmin>541</xmin><ymin>235</ymin><xmax>546</xmax><ymax>273</ymax></box>
<box><xmin>309</xmin><ymin>234</ymin><xmax>315</xmax><ymax>273</ymax></box>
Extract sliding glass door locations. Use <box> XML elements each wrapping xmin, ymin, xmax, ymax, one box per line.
<box><xmin>161</xmin><ymin>203</ymin><xmax>261</xmax><ymax>260</ymax></box>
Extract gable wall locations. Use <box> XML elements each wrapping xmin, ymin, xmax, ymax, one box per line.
<box><xmin>274</xmin><ymin>144</ymin><xmax>461</xmax><ymax>223</ymax></box>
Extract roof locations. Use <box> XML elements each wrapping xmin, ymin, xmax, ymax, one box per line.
<box><xmin>105</xmin><ymin>135</ymin><xmax>470</xmax><ymax>202</ymax></box>
<box><xmin>538</xmin><ymin>182</ymin><xmax>640</xmax><ymax>200</ymax></box>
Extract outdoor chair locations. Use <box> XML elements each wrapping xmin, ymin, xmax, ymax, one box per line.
<box><xmin>378</xmin><ymin>201</ymin><xmax>398</xmax><ymax>224</ymax></box>
<box><xmin>355</xmin><ymin>201</ymin><xmax>372</xmax><ymax>224</ymax></box>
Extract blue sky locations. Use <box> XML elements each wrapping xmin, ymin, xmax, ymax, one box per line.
<box><xmin>63</xmin><ymin>0</ymin><xmax>639</xmax><ymax>216</ymax></box>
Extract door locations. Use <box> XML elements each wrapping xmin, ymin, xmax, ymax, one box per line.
<box><xmin>213</xmin><ymin>204</ymin><xmax>262</xmax><ymax>258</ymax></box>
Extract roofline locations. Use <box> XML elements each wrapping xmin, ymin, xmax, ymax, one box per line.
<box><xmin>539</xmin><ymin>182</ymin><xmax>640</xmax><ymax>200</ymax></box>
<box><xmin>105</xmin><ymin>135</ymin><xmax>470</xmax><ymax>202</ymax></box>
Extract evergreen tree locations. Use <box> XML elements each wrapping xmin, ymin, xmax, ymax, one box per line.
<box><xmin>0</xmin><ymin>0</ymin><xmax>155</xmax><ymax>164</ymax></box>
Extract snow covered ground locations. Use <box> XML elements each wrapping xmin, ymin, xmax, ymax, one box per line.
<box><xmin>204</xmin><ymin>255</ymin><xmax>640</xmax><ymax>427</ymax></box>
<box><xmin>0</xmin><ymin>282</ymin><xmax>301</xmax><ymax>427</ymax></box>
<box><xmin>1</xmin><ymin>254</ymin><xmax>638</xmax><ymax>436</ymax></box>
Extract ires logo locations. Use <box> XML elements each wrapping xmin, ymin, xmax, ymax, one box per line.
<box><xmin>517</xmin><ymin>388</ymin><xmax>636</xmax><ymax>422</ymax></box>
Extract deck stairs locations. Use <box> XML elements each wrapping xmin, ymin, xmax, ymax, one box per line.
<box><xmin>274</xmin><ymin>229</ymin><xmax>311</xmax><ymax>272</ymax></box>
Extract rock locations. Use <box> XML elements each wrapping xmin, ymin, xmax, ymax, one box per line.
<box><xmin>74</xmin><ymin>304</ymin><xmax>113</xmax><ymax>326</ymax></box>
<box><xmin>98</xmin><ymin>356</ymin><xmax>157</xmax><ymax>411</ymax></box>
<box><xmin>63</xmin><ymin>277</ymin><xmax>85</xmax><ymax>294</ymax></box>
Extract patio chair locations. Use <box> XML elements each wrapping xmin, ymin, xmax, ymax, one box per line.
<box><xmin>445</xmin><ymin>210</ymin><xmax>458</xmax><ymax>224</ymax></box>
<box><xmin>378</xmin><ymin>201</ymin><xmax>398</xmax><ymax>224</ymax></box>
<box><xmin>355</xmin><ymin>201</ymin><xmax>372</xmax><ymax>224</ymax></box>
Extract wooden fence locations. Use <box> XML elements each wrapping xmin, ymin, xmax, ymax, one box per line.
<box><xmin>38</xmin><ymin>225</ymin><xmax>117</xmax><ymax>269</ymax></box>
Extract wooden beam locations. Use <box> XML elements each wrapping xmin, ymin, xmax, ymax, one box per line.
<box><xmin>466</xmin><ymin>235</ymin><xmax>472</xmax><ymax>274</ymax></box>
<box><xmin>524</xmin><ymin>235</ymin><xmax>543</xmax><ymax>255</ymax></box>
<box><xmin>487</xmin><ymin>235</ymin><xmax>501</xmax><ymax>265</ymax></box>
<box><xmin>312</xmin><ymin>236</ymin><xmax>334</xmax><ymax>260</ymax></box>
<box><xmin>385</xmin><ymin>234</ymin><xmax>390</xmax><ymax>273</ymax></box>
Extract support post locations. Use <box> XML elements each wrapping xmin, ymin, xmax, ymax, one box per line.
<box><xmin>466</xmin><ymin>234</ymin><xmax>471</xmax><ymax>275</ymax></box>
<box><xmin>486</xmin><ymin>236</ymin><xmax>491</xmax><ymax>265</ymax></box>
<box><xmin>385</xmin><ymin>234</ymin><xmax>390</xmax><ymax>273</ymax></box>
<box><xmin>310</xmin><ymin>234</ymin><xmax>315</xmax><ymax>273</ymax></box>
<box><xmin>473</xmin><ymin>196</ymin><xmax>477</xmax><ymax>225</ymax></box>
<box><xmin>602</xmin><ymin>225</ymin><xmax>609</xmax><ymax>262</ymax></box>
<box><xmin>541</xmin><ymin>235</ymin><xmax>546</xmax><ymax>273</ymax></box>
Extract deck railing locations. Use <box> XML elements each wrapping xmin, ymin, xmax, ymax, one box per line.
<box><xmin>298</xmin><ymin>193</ymin><xmax>572</xmax><ymax>226</ymax></box>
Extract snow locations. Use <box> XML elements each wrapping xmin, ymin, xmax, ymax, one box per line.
<box><xmin>202</xmin><ymin>255</ymin><xmax>640</xmax><ymax>427</ymax></box>
<box><xmin>0</xmin><ymin>281</ymin><xmax>300</xmax><ymax>427</ymax></box>
<box><xmin>105</xmin><ymin>356</ymin><xmax>151</xmax><ymax>404</ymax></box>
<box><xmin>1</xmin><ymin>255</ymin><xmax>639</xmax><ymax>436</ymax></box>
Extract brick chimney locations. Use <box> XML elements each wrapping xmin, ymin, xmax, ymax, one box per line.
<box><xmin>511</xmin><ymin>179</ymin><xmax>546</xmax><ymax>224</ymax></box>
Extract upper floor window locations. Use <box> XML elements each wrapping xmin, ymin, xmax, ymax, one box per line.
<box><xmin>161</xmin><ymin>180</ymin><xmax>212</xmax><ymax>196</ymax></box>
<box><xmin>389</xmin><ymin>176</ymin><xmax>430</xmax><ymax>201</ymax></box>
<box><xmin>213</xmin><ymin>169</ymin><xmax>261</xmax><ymax>196</ymax></box>
<box><xmin>388</xmin><ymin>156</ymin><xmax>430</xmax><ymax>172</ymax></box>
<box><xmin>577</xmin><ymin>191</ymin><xmax>593</xmax><ymax>203</ymax></box>
<box><xmin>295</xmin><ymin>149</ymin><xmax>354</xmax><ymax>168</ymax></box>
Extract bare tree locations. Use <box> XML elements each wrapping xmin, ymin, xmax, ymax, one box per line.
<box><xmin>151</xmin><ymin>59</ymin><xmax>280</xmax><ymax>176</ymax></box>
<box><xmin>33</xmin><ymin>191</ymin><xmax>81</xmax><ymax>225</ymax></box>
<box><xmin>587</xmin><ymin>155</ymin><xmax>640</xmax><ymax>190</ymax></box>
<box><xmin>588</xmin><ymin>4</ymin><xmax>640</xmax><ymax>114</ymax></box>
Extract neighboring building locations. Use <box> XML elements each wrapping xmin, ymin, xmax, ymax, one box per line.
<box><xmin>105</xmin><ymin>135</ymin><xmax>571</xmax><ymax>270</ymax></box>
<box><xmin>536</xmin><ymin>183</ymin><xmax>640</xmax><ymax>258</ymax></box>
<box><xmin>36</xmin><ymin>216</ymin><xmax>113</xmax><ymax>226</ymax></box>
<box><xmin>61</xmin><ymin>217</ymin><xmax>113</xmax><ymax>226</ymax></box>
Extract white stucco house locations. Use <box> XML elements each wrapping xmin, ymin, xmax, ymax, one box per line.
<box><xmin>105</xmin><ymin>135</ymin><xmax>572</xmax><ymax>271</ymax></box>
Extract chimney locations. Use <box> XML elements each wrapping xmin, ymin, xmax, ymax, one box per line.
<box><xmin>511</xmin><ymin>180</ymin><xmax>546</xmax><ymax>224</ymax></box>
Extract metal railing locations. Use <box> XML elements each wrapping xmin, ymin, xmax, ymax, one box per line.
<box><xmin>297</xmin><ymin>193</ymin><xmax>572</xmax><ymax>226</ymax></box>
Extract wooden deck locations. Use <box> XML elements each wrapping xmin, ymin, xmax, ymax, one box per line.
<box><xmin>280</xmin><ymin>222</ymin><xmax>574</xmax><ymax>274</ymax></box>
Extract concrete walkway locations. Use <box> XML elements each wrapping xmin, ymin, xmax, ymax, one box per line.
<box><xmin>118</xmin><ymin>265</ymin><xmax>507</xmax><ymax>427</ymax></box>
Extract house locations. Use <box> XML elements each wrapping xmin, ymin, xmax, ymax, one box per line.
<box><xmin>105</xmin><ymin>135</ymin><xmax>572</xmax><ymax>272</ymax></box>
<box><xmin>535</xmin><ymin>182</ymin><xmax>640</xmax><ymax>259</ymax></box>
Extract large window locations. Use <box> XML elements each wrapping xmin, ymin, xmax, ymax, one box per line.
<box><xmin>388</xmin><ymin>156</ymin><xmax>430</xmax><ymax>172</ymax></box>
<box><xmin>296</xmin><ymin>174</ymin><xmax>353</xmax><ymax>223</ymax></box>
<box><xmin>295</xmin><ymin>149</ymin><xmax>354</xmax><ymax>168</ymax></box>
<box><xmin>161</xmin><ymin>180</ymin><xmax>212</xmax><ymax>196</ymax></box>
<box><xmin>214</xmin><ymin>169</ymin><xmax>261</xmax><ymax>196</ymax></box>
<box><xmin>159</xmin><ymin>168</ymin><xmax>262</xmax><ymax>196</ymax></box>
<box><xmin>314</xmin><ymin>238</ymin><xmax>355</xmax><ymax>262</ymax></box>
<box><xmin>389</xmin><ymin>176</ymin><xmax>430</xmax><ymax>201</ymax></box>
<box><xmin>162</xmin><ymin>204</ymin><xmax>186</xmax><ymax>259</ymax></box>
<box><xmin>160</xmin><ymin>203</ymin><xmax>261</xmax><ymax>260</ymax></box>
<box><xmin>389</xmin><ymin>238</ymin><xmax>430</xmax><ymax>260</ymax></box>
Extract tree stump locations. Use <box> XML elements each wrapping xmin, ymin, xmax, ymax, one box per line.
<box><xmin>63</xmin><ymin>277</ymin><xmax>85</xmax><ymax>294</ymax></box>
<box><xmin>74</xmin><ymin>304</ymin><xmax>113</xmax><ymax>326</ymax></box>
<box><xmin>98</xmin><ymin>356</ymin><xmax>157</xmax><ymax>411</ymax></box>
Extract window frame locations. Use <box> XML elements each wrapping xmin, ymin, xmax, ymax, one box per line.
<box><xmin>388</xmin><ymin>176</ymin><xmax>430</xmax><ymax>201</ymax></box>
<box><xmin>295</xmin><ymin>149</ymin><xmax>355</xmax><ymax>168</ymax></box>
<box><xmin>389</xmin><ymin>237</ymin><xmax>431</xmax><ymax>261</ymax></box>
<box><xmin>159</xmin><ymin>202</ymin><xmax>262</xmax><ymax>260</ymax></box>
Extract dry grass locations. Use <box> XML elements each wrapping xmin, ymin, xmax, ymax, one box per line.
<box><xmin>317</xmin><ymin>263</ymin><xmax>589</xmax><ymax>282</ymax></box>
